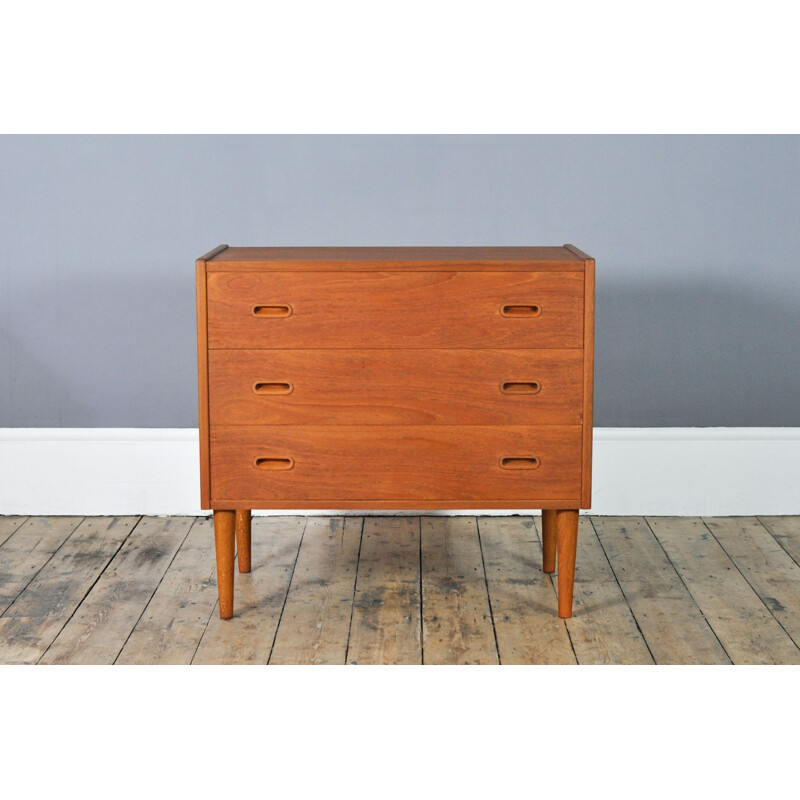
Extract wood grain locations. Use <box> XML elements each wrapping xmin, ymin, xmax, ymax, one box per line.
<box><xmin>193</xmin><ymin>516</ymin><xmax>306</xmax><ymax>664</ymax></box>
<box><xmin>196</xmin><ymin>245</ymin><xmax>595</xmax><ymax>620</ymax></box>
<box><xmin>556</xmin><ymin>509</ymin><xmax>579</xmax><ymax>618</ymax></box>
<box><xmin>210</xmin><ymin>424</ymin><xmax>582</xmax><ymax>504</ymax></box>
<box><xmin>421</xmin><ymin>516</ymin><xmax>498</xmax><ymax>665</ymax></box>
<box><xmin>115</xmin><ymin>518</ymin><xmax>220</xmax><ymax>665</ymax></box>
<box><xmin>0</xmin><ymin>516</ymin><xmax>28</xmax><ymax>548</ymax></box>
<box><xmin>0</xmin><ymin>517</ymin><xmax>137</xmax><ymax>664</ymax></box>
<box><xmin>535</xmin><ymin>516</ymin><xmax>653</xmax><ymax>664</ymax></box>
<box><xmin>213</xmin><ymin>510</ymin><xmax>235</xmax><ymax>618</ymax></box>
<box><xmin>269</xmin><ymin>517</ymin><xmax>362</xmax><ymax>665</ymax></box>
<box><xmin>758</xmin><ymin>516</ymin><xmax>800</xmax><ymax>567</ymax></box>
<box><xmin>206</xmin><ymin>246</ymin><xmax>585</xmax><ymax>271</ymax></box>
<box><xmin>2</xmin><ymin>514</ymin><xmax>798</xmax><ymax>665</ymax></box>
<box><xmin>592</xmin><ymin>516</ymin><xmax>730</xmax><ymax>664</ymax></box>
<box><xmin>580</xmin><ymin>252</ymin><xmax>595</xmax><ymax>508</ymax></box>
<box><xmin>705</xmin><ymin>516</ymin><xmax>800</xmax><ymax>651</ymax></box>
<box><xmin>207</xmin><ymin>270</ymin><xmax>585</xmax><ymax>349</ymax></box>
<box><xmin>477</xmin><ymin>516</ymin><xmax>575</xmax><ymax>663</ymax></box>
<box><xmin>208</xmin><ymin>348</ymin><xmax>584</xmax><ymax>426</ymax></box>
<box><xmin>0</xmin><ymin>516</ymin><xmax>83</xmax><ymax>615</ymax></box>
<box><xmin>196</xmin><ymin>256</ymin><xmax>211</xmax><ymax>508</ymax></box>
<box><xmin>541</xmin><ymin>509</ymin><xmax>557</xmax><ymax>573</ymax></box>
<box><xmin>648</xmin><ymin>516</ymin><xmax>800</xmax><ymax>664</ymax></box>
<box><xmin>235</xmin><ymin>509</ymin><xmax>251</xmax><ymax>572</ymax></box>
<box><xmin>198</xmin><ymin>245</ymin><xmax>594</xmax><ymax>617</ymax></box>
<box><xmin>347</xmin><ymin>517</ymin><xmax>422</xmax><ymax>665</ymax></box>
<box><xmin>40</xmin><ymin>517</ymin><xmax>194</xmax><ymax>665</ymax></box>
<box><xmin>205</xmin><ymin>499</ymin><xmax>586</xmax><ymax>511</ymax></box>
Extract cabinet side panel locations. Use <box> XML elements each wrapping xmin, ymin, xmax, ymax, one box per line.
<box><xmin>196</xmin><ymin>259</ymin><xmax>211</xmax><ymax>508</ymax></box>
<box><xmin>581</xmin><ymin>258</ymin><xmax>595</xmax><ymax>508</ymax></box>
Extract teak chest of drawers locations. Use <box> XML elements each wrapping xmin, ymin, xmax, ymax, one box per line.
<box><xmin>196</xmin><ymin>245</ymin><xmax>595</xmax><ymax>620</ymax></box>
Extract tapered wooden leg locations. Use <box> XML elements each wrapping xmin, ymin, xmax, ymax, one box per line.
<box><xmin>213</xmin><ymin>510</ymin><xmax>236</xmax><ymax>619</ymax></box>
<box><xmin>541</xmin><ymin>510</ymin><xmax>557</xmax><ymax>573</ymax></box>
<box><xmin>556</xmin><ymin>509</ymin><xmax>579</xmax><ymax>619</ymax></box>
<box><xmin>235</xmin><ymin>509</ymin><xmax>251</xmax><ymax>573</ymax></box>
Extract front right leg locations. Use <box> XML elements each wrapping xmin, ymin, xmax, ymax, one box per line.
<box><xmin>556</xmin><ymin>509</ymin><xmax>579</xmax><ymax>619</ymax></box>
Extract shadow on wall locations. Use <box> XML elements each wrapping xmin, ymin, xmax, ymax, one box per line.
<box><xmin>595</xmin><ymin>275</ymin><xmax>800</xmax><ymax>426</ymax></box>
<box><xmin>0</xmin><ymin>272</ymin><xmax>799</xmax><ymax>428</ymax></box>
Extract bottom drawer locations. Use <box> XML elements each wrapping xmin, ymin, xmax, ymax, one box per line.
<box><xmin>209</xmin><ymin>425</ymin><xmax>583</xmax><ymax>506</ymax></box>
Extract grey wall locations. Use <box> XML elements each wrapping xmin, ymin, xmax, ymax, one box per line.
<box><xmin>1</xmin><ymin>135</ymin><xmax>798</xmax><ymax>427</ymax></box>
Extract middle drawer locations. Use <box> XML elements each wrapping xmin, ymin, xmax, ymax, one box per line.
<box><xmin>208</xmin><ymin>349</ymin><xmax>584</xmax><ymax>426</ymax></box>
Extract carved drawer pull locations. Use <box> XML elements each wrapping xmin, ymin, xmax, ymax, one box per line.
<box><xmin>252</xmin><ymin>304</ymin><xmax>292</xmax><ymax>318</ymax></box>
<box><xmin>253</xmin><ymin>381</ymin><xmax>294</xmax><ymax>395</ymax></box>
<box><xmin>499</xmin><ymin>456</ymin><xmax>540</xmax><ymax>470</ymax></box>
<box><xmin>500</xmin><ymin>304</ymin><xmax>541</xmax><ymax>317</ymax></box>
<box><xmin>253</xmin><ymin>457</ymin><xmax>295</xmax><ymax>471</ymax></box>
<box><xmin>501</xmin><ymin>381</ymin><xmax>541</xmax><ymax>395</ymax></box>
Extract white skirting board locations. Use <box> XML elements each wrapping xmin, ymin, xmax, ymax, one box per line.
<box><xmin>0</xmin><ymin>428</ymin><xmax>798</xmax><ymax>517</ymax></box>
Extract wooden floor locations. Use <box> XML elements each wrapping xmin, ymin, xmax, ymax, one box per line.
<box><xmin>1</xmin><ymin>514</ymin><xmax>799</xmax><ymax>665</ymax></box>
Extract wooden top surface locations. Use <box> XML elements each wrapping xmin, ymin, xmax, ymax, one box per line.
<box><xmin>200</xmin><ymin>245</ymin><xmax>591</xmax><ymax>271</ymax></box>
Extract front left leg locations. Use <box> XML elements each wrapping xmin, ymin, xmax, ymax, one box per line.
<box><xmin>556</xmin><ymin>509</ymin><xmax>579</xmax><ymax>619</ymax></box>
<box><xmin>213</xmin><ymin>510</ymin><xmax>236</xmax><ymax>619</ymax></box>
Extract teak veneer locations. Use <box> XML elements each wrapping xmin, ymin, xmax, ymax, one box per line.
<box><xmin>196</xmin><ymin>245</ymin><xmax>595</xmax><ymax>620</ymax></box>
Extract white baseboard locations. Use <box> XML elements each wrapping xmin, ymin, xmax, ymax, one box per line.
<box><xmin>1</xmin><ymin>428</ymin><xmax>798</xmax><ymax>516</ymax></box>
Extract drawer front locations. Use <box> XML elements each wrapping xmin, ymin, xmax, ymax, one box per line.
<box><xmin>209</xmin><ymin>425</ymin><xmax>582</xmax><ymax>503</ymax></box>
<box><xmin>207</xmin><ymin>271</ymin><xmax>584</xmax><ymax>349</ymax></box>
<box><xmin>208</xmin><ymin>349</ymin><xmax>584</xmax><ymax>426</ymax></box>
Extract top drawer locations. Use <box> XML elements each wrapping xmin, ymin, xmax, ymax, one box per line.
<box><xmin>206</xmin><ymin>271</ymin><xmax>585</xmax><ymax>349</ymax></box>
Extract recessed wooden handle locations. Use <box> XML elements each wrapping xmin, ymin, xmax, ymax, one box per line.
<box><xmin>252</xmin><ymin>304</ymin><xmax>292</xmax><ymax>318</ymax></box>
<box><xmin>501</xmin><ymin>304</ymin><xmax>542</xmax><ymax>317</ymax></box>
<box><xmin>501</xmin><ymin>381</ymin><xmax>541</xmax><ymax>395</ymax></box>
<box><xmin>253</xmin><ymin>381</ymin><xmax>294</xmax><ymax>395</ymax></box>
<box><xmin>499</xmin><ymin>456</ymin><xmax>540</xmax><ymax>470</ymax></box>
<box><xmin>253</xmin><ymin>457</ymin><xmax>294</xmax><ymax>471</ymax></box>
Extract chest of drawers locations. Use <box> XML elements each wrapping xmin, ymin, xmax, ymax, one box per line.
<box><xmin>196</xmin><ymin>245</ymin><xmax>594</xmax><ymax>621</ymax></box>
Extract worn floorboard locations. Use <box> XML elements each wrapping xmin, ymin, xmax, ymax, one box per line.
<box><xmin>0</xmin><ymin>517</ymin><xmax>85</xmax><ymax>616</ymax></box>
<box><xmin>270</xmin><ymin>517</ymin><xmax>362</xmax><ymax>665</ymax></box>
<box><xmin>347</xmin><ymin>517</ymin><xmax>422</xmax><ymax>665</ymax></box>
<box><xmin>193</xmin><ymin>516</ymin><xmax>306</xmax><ymax>664</ymax></box>
<box><xmin>0</xmin><ymin>516</ymin><xmax>28</xmax><ymax>549</ymax></box>
<box><xmin>0</xmin><ymin>517</ymin><xmax>138</xmax><ymax>664</ymax></box>
<box><xmin>421</xmin><ymin>516</ymin><xmax>498</xmax><ymax>665</ymax></box>
<box><xmin>115</xmin><ymin>518</ymin><xmax>220</xmax><ymax>665</ymax></box>
<box><xmin>2</xmin><ymin>514</ymin><xmax>800</xmax><ymax>665</ymax></box>
<box><xmin>758</xmin><ymin>517</ymin><xmax>800</xmax><ymax>567</ymax></box>
<box><xmin>648</xmin><ymin>517</ymin><xmax>800</xmax><ymax>665</ymax></box>
<box><xmin>40</xmin><ymin>517</ymin><xmax>194</xmax><ymax>665</ymax></box>
<box><xmin>478</xmin><ymin>516</ymin><xmax>576</xmax><ymax>664</ymax></box>
<box><xmin>593</xmin><ymin>516</ymin><xmax>731</xmax><ymax>665</ymax></box>
<box><xmin>534</xmin><ymin>516</ymin><xmax>653</xmax><ymax>665</ymax></box>
<box><xmin>704</xmin><ymin>517</ymin><xmax>800</xmax><ymax>652</ymax></box>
